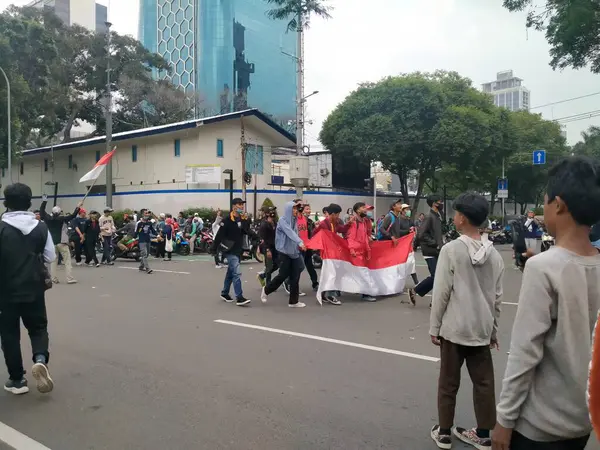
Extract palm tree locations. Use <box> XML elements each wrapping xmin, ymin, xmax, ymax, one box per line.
<box><xmin>265</xmin><ymin>0</ymin><xmax>332</xmax><ymax>31</ymax></box>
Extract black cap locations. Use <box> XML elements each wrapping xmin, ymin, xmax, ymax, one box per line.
<box><xmin>232</xmin><ymin>198</ymin><xmax>246</xmax><ymax>205</ymax></box>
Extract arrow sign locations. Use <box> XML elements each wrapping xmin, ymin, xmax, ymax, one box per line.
<box><xmin>498</xmin><ymin>178</ymin><xmax>508</xmax><ymax>198</ymax></box>
<box><xmin>533</xmin><ymin>150</ymin><xmax>546</xmax><ymax>165</ymax></box>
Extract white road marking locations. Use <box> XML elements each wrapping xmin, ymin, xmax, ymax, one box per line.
<box><xmin>215</xmin><ymin>320</ymin><xmax>440</xmax><ymax>363</ymax></box>
<box><xmin>0</xmin><ymin>420</ymin><xmax>52</xmax><ymax>450</ymax></box>
<box><xmin>117</xmin><ymin>266</ymin><xmax>190</xmax><ymax>275</ymax></box>
<box><xmin>502</xmin><ymin>302</ymin><xmax>519</xmax><ymax>306</ymax></box>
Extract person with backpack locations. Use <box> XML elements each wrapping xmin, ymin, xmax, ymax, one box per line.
<box><xmin>0</xmin><ymin>183</ymin><xmax>56</xmax><ymax>395</ymax></box>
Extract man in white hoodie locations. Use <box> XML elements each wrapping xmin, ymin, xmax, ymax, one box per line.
<box><xmin>429</xmin><ymin>192</ymin><xmax>504</xmax><ymax>450</ymax></box>
<box><xmin>0</xmin><ymin>183</ymin><xmax>56</xmax><ymax>395</ymax></box>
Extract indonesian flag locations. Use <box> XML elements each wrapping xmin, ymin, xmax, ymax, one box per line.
<box><xmin>307</xmin><ymin>231</ymin><xmax>415</xmax><ymax>304</ymax></box>
<box><xmin>79</xmin><ymin>147</ymin><xmax>116</xmax><ymax>183</ymax></box>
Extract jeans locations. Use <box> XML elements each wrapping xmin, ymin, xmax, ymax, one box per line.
<box><xmin>265</xmin><ymin>254</ymin><xmax>305</xmax><ymax>304</ymax></box>
<box><xmin>139</xmin><ymin>242</ymin><xmax>150</xmax><ymax>270</ymax></box>
<box><xmin>102</xmin><ymin>236</ymin><xmax>112</xmax><ymax>263</ymax></box>
<box><xmin>415</xmin><ymin>256</ymin><xmax>437</xmax><ymax>297</ymax></box>
<box><xmin>50</xmin><ymin>243</ymin><xmax>75</xmax><ymax>283</ymax></box>
<box><xmin>510</xmin><ymin>432</ymin><xmax>589</xmax><ymax>450</ymax></box>
<box><xmin>222</xmin><ymin>254</ymin><xmax>243</xmax><ymax>298</ymax></box>
<box><xmin>0</xmin><ymin>296</ymin><xmax>49</xmax><ymax>381</ymax></box>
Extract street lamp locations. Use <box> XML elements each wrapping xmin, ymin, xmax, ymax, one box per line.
<box><xmin>223</xmin><ymin>169</ymin><xmax>233</xmax><ymax>207</ymax></box>
<box><xmin>0</xmin><ymin>66</ymin><xmax>11</xmax><ymax>183</ymax></box>
<box><xmin>302</xmin><ymin>90</ymin><xmax>319</xmax><ymax>102</ymax></box>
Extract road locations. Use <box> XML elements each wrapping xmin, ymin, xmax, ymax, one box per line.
<box><xmin>0</xmin><ymin>247</ymin><xmax>597</xmax><ymax>450</ymax></box>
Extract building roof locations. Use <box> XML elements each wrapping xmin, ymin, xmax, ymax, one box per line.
<box><xmin>22</xmin><ymin>109</ymin><xmax>296</xmax><ymax>156</ymax></box>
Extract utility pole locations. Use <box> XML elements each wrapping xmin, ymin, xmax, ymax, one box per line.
<box><xmin>501</xmin><ymin>157</ymin><xmax>505</xmax><ymax>226</ymax></box>
<box><xmin>105</xmin><ymin>21</ymin><xmax>113</xmax><ymax>207</ymax></box>
<box><xmin>240</xmin><ymin>116</ymin><xmax>247</xmax><ymax>203</ymax></box>
<box><xmin>295</xmin><ymin>9</ymin><xmax>304</xmax><ymax>157</ymax></box>
<box><xmin>0</xmin><ymin>67</ymin><xmax>11</xmax><ymax>183</ymax></box>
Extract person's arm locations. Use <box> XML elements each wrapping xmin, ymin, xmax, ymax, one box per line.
<box><xmin>43</xmin><ymin>231</ymin><xmax>56</xmax><ymax>263</ymax></box>
<box><xmin>39</xmin><ymin>200</ymin><xmax>50</xmax><ymax>221</ymax></box>
<box><xmin>429</xmin><ymin>245</ymin><xmax>453</xmax><ymax>338</ymax></box>
<box><xmin>495</xmin><ymin>261</ymin><xmax>553</xmax><ymax>430</ymax></box>
<box><xmin>75</xmin><ymin>221</ymin><xmax>85</xmax><ymax>242</ymax></box>
<box><xmin>346</xmin><ymin>221</ymin><xmax>362</xmax><ymax>252</ymax></box>
<box><xmin>380</xmin><ymin>214</ymin><xmax>393</xmax><ymax>239</ymax></box>
<box><xmin>277</xmin><ymin>218</ymin><xmax>304</xmax><ymax>246</ymax></box>
<box><xmin>492</xmin><ymin>260</ymin><xmax>505</xmax><ymax>344</ymax></box>
<box><xmin>134</xmin><ymin>222</ymin><xmax>142</xmax><ymax>239</ymax></box>
<box><xmin>418</xmin><ymin>215</ymin><xmax>437</xmax><ymax>247</ymax></box>
<box><xmin>64</xmin><ymin>203</ymin><xmax>82</xmax><ymax>222</ymax></box>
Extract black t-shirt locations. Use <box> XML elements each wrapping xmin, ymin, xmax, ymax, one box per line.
<box><xmin>71</xmin><ymin>216</ymin><xmax>88</xmax><ymax>238</ymax></box>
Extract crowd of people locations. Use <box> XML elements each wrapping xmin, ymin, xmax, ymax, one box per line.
<box><xmin>1</xmin><ymin>155</ymin><xmax>600</xmax><ymax>450</ymax></box>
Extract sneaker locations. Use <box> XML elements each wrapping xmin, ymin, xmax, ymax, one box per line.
<box><xmin>215</xmin><ymin>265</ymin><xmax>222</xmax><ymax>269</ymax></box>
<box><xmin>220</xmin><ymin>294</ymin><xmax>235</xmax><ymax>303</ymax></box>
<box><xmin>107</xmin><ymin>262</ymin><xmax>114</xmax><ymax>266</ymax></box>
<box><xmin>257</xmin><ymin>273</ymin><xmax>266</xmax><ymax>288</ymax></box>
<box><xmin>76</xmin><ymin>262</ymin><xmax>82</xmax><ymax>266</ymax></box>
<box><xmin>298</xmin><ymin>292</ymin><xmax>307</xmax><ymax>297</ymax></box>
<box><xmin>52</xmin><ymin>278</ymin><xmax>59</xmax><ymax>284</ymax></box>
<box><xmin>139</xmin><ymin>267</ymin><xmax>145</xmax><ymax>272</ymax></box>
<box><xmin>334</xmin><ymin>291</ymin><xmax>341</xmax><ymax>297</ymax></box>
<box><xmin>146</xmin><ymin>269</ymin><xmax>153</xmax><ymax>274</ymax></box>
<box><xmin>431</xmin><ymin>425</ymin><xmax>452</xmax><ymax>449</ymax></box>
<box><xmin>87</xmin><ymin>262</ymin><xmax>95</xmax><ymax>267</ymax></box>
<box><xmin>4</xmin><ymin>378</ymin><xmax>29</xmax><ymax>395</ymax></box>
<box><xmin>408</xmin><ymin>288</ymin><xmax>416</xmax><ymax>306</ymax></box>
<box><xmin>288</xmin><ymin>302</ymin><xmax>306</xmax><ymax>308</ymax></box>
<box><xmin>31</xmin><ymin>363</ymin><xmax>54</xmax><ymax>394</ymax></box>
<box><xmin>67</xmin><ymin>280</ymin><xmax>77</xmax><ymax>285</ymax></box>
<box><xmin>322</xmin><ymin>295</ymin><xmax>341</xmax><ymax>306</ymax></box>
<box><xmin>95</xmin><ymin>263</ymin><xmax>100</xmax><ymax>267</ymax></box>
<box><xmin>164</xmin><ymin>258</ymin><xmax>171</xmax><ymax>261</ymax></box>
<box><xmin>283</xmin><ymin>282</ymin><xmax>291</xmax><ymax>294</ymax></box>
<box><xmin>260</xmin><ymin>287</ymin><xmax>268</xmax><ymax>304</ymax></box>
<box><xmin>453</xmin><ymin>427</ymin><xmax>490</xmax><ymax>450</ymax></box>
<box><xmin>236</xmin><ymin>297</ymin><xmax>251</xmax><ymax>306</ymax></box>
<box><xmin>362</xmin><ymin>295</ymin><xmax>377</xmax><ymax>302</ymax></box>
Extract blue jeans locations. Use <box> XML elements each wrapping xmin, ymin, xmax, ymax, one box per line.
<box><xmin>222</xmin><ymin>254</ymin><xmax>243</xmax><ymax>298</ymax></box>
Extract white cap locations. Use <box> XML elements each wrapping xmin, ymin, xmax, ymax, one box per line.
<box><xmin>51</xmin><ymin>206</ymin><xmax>62</xmax><ymax>214</ymax></box>
<box><xmin>159</xmin><ymin>213</ymin><xmax>166</xmax><ymax>219</ymax></box>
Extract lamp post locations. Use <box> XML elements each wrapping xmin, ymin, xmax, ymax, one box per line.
<box><xmin>0</xmin><ymin>66</ymin><xmax>11</xmax><ymax>183</ymax></box>
<box><xmin>223</xmin><ymin>169</ymin><xmax>233</xmax><ymax>207</ymax></box>
<box><xmin>297</xmin><ymin>90</ymin><xmax>319</xmax><ymax>155</ymax></box>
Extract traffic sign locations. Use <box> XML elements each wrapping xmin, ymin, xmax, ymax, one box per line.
<box><xmin>498</xmin><ymin>178</ymin><xmax>508</xmax><ymax>199</ymax></box>
<box><xmin>533</xmin><ymin>150</ymin><xmax>546</xmax><ymax>165</ymax></box>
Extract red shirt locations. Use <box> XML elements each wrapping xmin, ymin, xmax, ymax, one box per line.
<box><xmin>296</xmin><ymin>215</ymin><xmax>309</xmax><ymax>243</ymax></box>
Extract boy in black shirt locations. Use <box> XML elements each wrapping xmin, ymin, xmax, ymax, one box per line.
<box><xmin>135</xmin><ymin>210</ymin><xmax>155</xmax><ymax>274</ymax></box>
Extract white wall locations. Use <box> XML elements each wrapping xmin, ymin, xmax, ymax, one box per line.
<box><xmin>68</xmin><ymin>0</ymin><xmax>96</xmax><ymax>30</ymax></box>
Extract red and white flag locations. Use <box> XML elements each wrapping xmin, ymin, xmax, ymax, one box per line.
<box><xmin>307</xmin><ymin>231</ymin><xmax>415</xmax><ymax>304</ymax></box>
<box><xmin>79</xmin><ymin>147</ymin><xmax>116</xmax><ymax>183</ymax></box>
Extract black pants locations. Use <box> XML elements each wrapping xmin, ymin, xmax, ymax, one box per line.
<box><xmin>265</xmin><ymin>254</ymin><xmax>304</xmax><ymax>304</ymax></box>
<box><xmin>510</xmin><ymin>432</ymin><xmax>589</xmax><ymax>450</ymax></box>
<box><xmin>0</xmin><ymin>298</ymin><xmax>49</xmax><ymax>381</ymax></box>
<box><xmin>415</xmin><ymin>256</ymin><xmax>437</xmax><ymax>297</ymax></box>
<box><xmin>84</xmin><ymin>238</ymin><xmax>99</xmax><ymax>264</ymax></box>
<box><xmin>263</xmin><ymin>248</ymin><xmax>279</xmax><ymax>285</ymax></box>
<box><xmin>71</xmin><ymin>238</ymin><xmax>84</xmax><ymax>263</ymax></box>
<box><xmin>303</xmin><ymin>250</ymin><xmax>318</xmax><ymax>287</ymax></box>
<box><xmin>102</xmin><ymin>236</ymin><xmax>112</xmax><ymax>263</ymax></box>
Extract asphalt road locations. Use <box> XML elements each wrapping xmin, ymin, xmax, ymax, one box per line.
<box><xmin>0</xmin><ymin>247</ymin><xmax>597</xmax><ymax>450</ymax></box>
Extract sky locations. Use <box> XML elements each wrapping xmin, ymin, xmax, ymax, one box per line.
<box><xmin>2</xmin><ymin>0</ymin><xmax>599</xmax><ymax>147</ymax></box>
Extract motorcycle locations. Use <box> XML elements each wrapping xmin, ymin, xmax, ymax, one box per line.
<box><xmin>174</xmin><ymin>231</ymin><xmax>191</xmax><ymax>256</ymax></box>
<box><xmin>489</xmin><ymin>229</ymin><xmax>508</xmax><ymax>245</ymax></box>
<box><xmin>111</xmin><ymin>232</ymin><xmax>141</xmax><ymax>261</ymax></box>
<box><xmin>194</xmin><ymin>227</ymin><xmax>214</xmax><ymax>254</ymax></box>
<box><xmin>541</xmin><ymin>233</ymin><xmax>555</xmax><ymax>252</ymax></box>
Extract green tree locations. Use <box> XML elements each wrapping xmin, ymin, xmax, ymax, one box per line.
<box><xmin>572</xmin><ymin>126</ymin><xmax>600</xmax><ymax>158</ymax></box>
<box><xmin>265</xmin><ymin>0</ymin><xmax>332</xmax><ymax>31</ymax></box>
<box><xmin>503</xmin><ymin>0</ymin><xmax>600</xmax><ymax>73</ymax></box>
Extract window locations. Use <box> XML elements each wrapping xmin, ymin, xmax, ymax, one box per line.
<box><xmin>1</xmin><ymin>168</ymin><xmax>4</xmax><ymax>178</ymax></box>
<box><xmin>245</xmin><ymin>144</ymin><xmax>264</xmax><ymax>175</ymax></box>
<box><xmin>174</xmin><ymin>139</ymin><xmax>181</xmax><ymax>157</ymax></box>
<box><xmin>68</xmin><ymin>154</ymin><xmax>73</xmax><ymax>169</ymax></box>
<box><xmin>132</xmin><ymin>145</ymin><xmax>138</xmax><ymax>162</ymax></box>
<box><xmin>216</xmin><ymin>139</ymin><xmax>224</xmax><ymax>158</ymax></box>
<box><xmin>44</xmin><ymin>159</ymin><xmax>48</xmax><ymax>172</ymax></box>
<box><xmin>20</xmin><ymin>162</ymin><xmax>23</xmax><ymax>175</ymax></box>
<box><xmin>95</xmin><ymin>151</ymin><xmax>101</xmax><ymax>162</ymax></box>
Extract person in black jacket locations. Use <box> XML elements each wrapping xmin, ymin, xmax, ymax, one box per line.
<box><xmin>257</xmin><ymin>207</ymin><xmax>278</xmax><ymax>286</ymax></box>
<box><xmin>415</xmin><ymin>194</ymin><xmax>444</xmax><ymax>303</ymax></box>
<box><xmin>0</xmin><ymin>183</ymin><xmax>56</xmax><ymax>395</ymax></box>
<box><xmin>84</xmin><ymin>211</ymin><xmax>101</xmax><ymax>267</ymax></box>
<box><xmin>212</xmin><ymin>198</ymin><xmax>252</xmax><ymax>306</ymax></box>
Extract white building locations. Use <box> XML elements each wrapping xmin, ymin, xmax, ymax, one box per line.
<box><xmin>481</xmin><ymin>70</ymin><xmax>530</xmax><ymax>111</ymax></box>
<box><xmin>27</xmin><ymin>0</ymin><xmax>107</xmax><ymax>33</ymax></box>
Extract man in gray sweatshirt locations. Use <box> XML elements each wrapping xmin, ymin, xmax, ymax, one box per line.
<box><xmin>429</xmin><ymin>192</ymin><xmax>504</xmax><ymax>450</ymax></box>
<box><xmin>493</xmin><ymin>156</ymin><xmax>600</xmax><ymax>450</ymax></box>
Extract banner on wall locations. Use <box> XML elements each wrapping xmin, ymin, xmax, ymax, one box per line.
<box><xmin>185</xmin><ymin>165</ymin><xmax>221</xmax><ymax>184</ymax></box>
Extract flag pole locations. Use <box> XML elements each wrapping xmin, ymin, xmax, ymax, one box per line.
<box><xmin>81</xmin><ymin>146</ymin><xmax>116</xmax><ymax>205</ymax></box>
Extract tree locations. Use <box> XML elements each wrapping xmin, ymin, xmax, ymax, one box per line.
<box><xmin>503</xmin><ymin>0</ymin><xmax>600</xmax><ymax>73</ymax></box>
<box><xmin>572</xmin><ymin>126</ymin><xmax>600</xmax><ymax>158</ymax></box>
<box><xmin>265</xmin><ymin>0</ymin><xmax>332</xmax><ymax>31</ymax></box>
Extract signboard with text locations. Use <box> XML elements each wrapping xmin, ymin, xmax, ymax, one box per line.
<box><xmin>498</xmin><ymin>178</ymin><xmax>508</xmax><ymax>199</ymax></box>
<box><xmin>185</xmin><ymin>165</ymin><xmax>221</xmax><ymax>184</ymax></box>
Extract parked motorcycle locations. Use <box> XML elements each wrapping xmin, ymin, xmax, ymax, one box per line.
<box><xmin>194</xmin><ymin>227</ymin><xmax>214</xmax><ymax>253</ymax></box>
<box><xmin>489</xmin><ymin>229</ymin><xmax>508</xmax><ymax>245</ymax></box>
<box><xmin>111</xmin><ymin>232</ymin><xmax>140</xmax><ymax>261</ymax></box>
<box><xmin>175</xmin><ymin>231</ymin><xmax>191</xmax><ymax>256</ymax></box>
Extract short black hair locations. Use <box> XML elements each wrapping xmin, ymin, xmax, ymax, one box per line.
<box><xmin>427</xmin><ymin>194</ymin><xmax>441</xmax><ymax>207</ymax></box>
<box><xmin>547</xmin><ymin>156</ymin><xmax>600</xmax><ymax>226</ymax></box>
<box><xmin>453</xmin><ymin>192</ymin><xmax>489</xmax><ymax>227</ymax></box>
<box><xmin>328</xmin><ymin>203</ymin><xmax>342</xmax><ymax>214</ymax></box>
<box><xmin>353</xmin><ymin>202</ymin><xmax>366</xmax><ymax>212</ymax></box>
<box><xmin>322</xmin><ymin>206</ymin><xmax>328</xmax><ymax>214</ymax></box>
<box><xmin>3</xmin><ymin>183</ymin><xmax>32</xmax><ymax>212</ymax></box>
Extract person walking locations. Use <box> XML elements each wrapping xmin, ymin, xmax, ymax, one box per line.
<box><xmin>260</xmin><ymin>200</ymin><xmax>307</xmax><ymax>308</ymax></box>
<box><xmin>163</xmin><ymin>217</ymin><xmax>174</xmax><ymax>261</ymax></box>
<box><xmin>156</xmin><ymin>213</ymin><xmax>167</xmax><ymax>259</ymax></box>
<box><xmin>0</xmin><ymin>183</ymin><xmax>56</xmax><ymax>395</ymax></box>
<box><xmin>84</xmin><ymin>211</ymin><xmax>101</xmax><ymax>267</ymax></box>
<box><xmin>212</xmin><ymin>198</ymin><xmax>252</xmax><ymax>306</ymax></box>
<box><xmin>347</xmin><ymin>202</ymin><xmax>376</xmax><ymax>302</ymax></box>
<box><xmin>212</xmin><ymin>210</ymin><xmax>225</xmax><ymax>268</ymax></box>
<box><xmin>40</xmin><ymin>201</ymin><xmax>81</xmax><ymax>284</ymax></box>
<box><xmin>99</xmin><ymin>207</ymin><xmax>116</xmax><ymax>265</ymax></box>
<box><xmin>135</xmin><ymin>210</ymin><xmax>155</xmax><ymax>274</ymax></box>
<box><xmin>70</xmin><ymin>207</ymin><xmax>88</xmax><ymax>266</ymax></box>
<box><xmin>415</xmin><ymin>194</ymin><xmax>444</xmax><ymax>305</ymax></box>
<box><xmin>297</xmin><ymin>203</ymin><xmax>319</xmax><ymax>292</ymax></box>
<box><xmin>257</xmin><ymin>208</ymin><xmax>278</xmax><ymax>286</ymax></box>
<box><xmin>429</xmin><ymin>193</ymin><xmax>504</xmax><ymax>450</ymax></box>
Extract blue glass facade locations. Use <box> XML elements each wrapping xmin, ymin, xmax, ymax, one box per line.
<box><xmin>139</xmin><ymin>0</ymin><xmax>296</xmax><ymax>121</ymax></box>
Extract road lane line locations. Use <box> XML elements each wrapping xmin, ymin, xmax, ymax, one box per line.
<box><xmin>215</xmin><ymin>320</ymin><xmax>440</xmax><ymax>363</ymax></box>
<box><xmin>0</xmin><ymin>420</ymin><xmax>51</xmax><ymax>450</ymax></box>
<box><xmin>117</xmin><ymin>266</ymin><xmax>190</xmax><ymax>275</ymax></box>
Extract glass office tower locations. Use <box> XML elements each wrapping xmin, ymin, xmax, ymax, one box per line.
<box><xmin>139</xmin><ymin>0</ymin><xmax>296</xmax><ymax>120</ymax></box>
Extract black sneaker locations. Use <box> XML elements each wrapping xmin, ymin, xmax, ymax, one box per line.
<box><xmin>408</xmin><ymin>288</ymin><xmax>416</xmax><ymax>306</ymax></box>
<box><xmin>32</xmin><ymin>363</ymin><xmax>54</xmax><ymax>394</ymax></box>
<box><xmin>220</xmin><ymin>294</ymin><xmax>235</xmax><ymax>303</ymax></box>
<box><xmin>4</xmin><ymin>378</ymin><xmax>29</xmax><ymax>395</ymax></box>
<box><xmin>146</xmin><ymin>269</ymin><xmax>153</xmax><ymax>274</ymax></box>
<box><xmin>283</xmin><ymin>282</ymin><xmax>291</xmax><ymax>294</ymax></box>
<box><xmin>236</xmin><ymin>297</ymin><xmax>251</xmax><ymax>306</ymax></box>
<box><xmin>430</xmin><ymin>425</ymin><xmax>452</xmax><ymax>449</ymax></box>
<box><xmin>312</xmin><ymin>282</ymin><xmax>319</xmax><ymax>292</ymax></box>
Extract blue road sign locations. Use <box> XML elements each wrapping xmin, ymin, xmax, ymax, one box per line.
<box><xmin>533</xmin><ymin>150</ymin><xmax>546</xmax><ymax>165</ymax></box>
<box><xmin>497</xmin><ymin>178</ymin><xmax>508</xmax><ymax>191</ymax></box>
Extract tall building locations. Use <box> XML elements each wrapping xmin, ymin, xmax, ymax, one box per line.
<box><xmin>481</xmin><ymin>70</ymin><xmax>530</xmax><ymax>111</ymax></box>
<box><xmin>138</xmin><ymin>0</ymin><xmax>296</xmax><ymax>121</ymax></box>
<box><xmin>27</xmin><ymin>0</ymin><xmax>108</xmax><ymax>33</ymax></box>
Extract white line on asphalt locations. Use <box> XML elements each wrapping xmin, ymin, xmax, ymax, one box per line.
<box><xmin>502</xmin><ymin>302</ymin><xmax>519</xmax><ymax>306</ymax></box>
<box><xmin>215</xmin><ymin>320</ymin><xmax>440</xmax><ymax>363</ymax></box>
<box><xmin>117</xmin><ymin>266</ymin><xmax>190</xmax><ymax>275</ymax></box>
<box><xmin>0</xmin><ymin>420</ymin><xmax>51</xmax><ymax>450</ymax></box>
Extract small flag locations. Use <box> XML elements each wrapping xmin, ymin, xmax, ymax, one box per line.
<box><xmin>79</xmin><ymin>147</ymin><xmax>116</xmax><ymax>183</ymax></box>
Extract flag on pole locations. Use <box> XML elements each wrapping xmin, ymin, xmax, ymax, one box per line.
<box><xmin>79</xmin><ymin>147</ymin><xmax>116</xmax><ymax>183</ymax></box>
<box><xmin>307</xmin><ymin>231</ymin><xmax>415</xmax><ymax>304</ymax></box>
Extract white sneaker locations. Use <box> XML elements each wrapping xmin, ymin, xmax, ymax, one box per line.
<box><xmin>288</xmin><ymin>302</ymin><xmax>306</xmax><ymax>308</ymax></box>
<box><xmin>298</xmin><ymin>292</ymin><xmax>307</xmax><ymax>297</ymax></box>
<box><xmin>260</xmin><ymin>287</ymin><xmax>268</xmax><ymax>304</ymax></box>
<box><xmin>76</xmin><ymin>262</ymin><xmax>82</xmax><ymax>266</ymax></box>
<box><xmin>67</xmin><ymin>280</ymin><xmax>77</xmax><ymax>285</ymax></box>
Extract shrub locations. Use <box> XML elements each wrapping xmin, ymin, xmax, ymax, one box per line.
<box><xmin>180</xmin><ymin>207</ymin><xmax>227</xmax><ymax>223</ymax></box>
<box><xmin>112</xmin><ymin>209</ymin><xmax>134</xmax><ymax>228</ymax></box>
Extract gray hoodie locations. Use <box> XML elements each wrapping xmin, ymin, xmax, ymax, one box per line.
<box><xmin>275</xmin><ymin>201</ymin><xmax>304</xmax><ymax>259</ymax></box>
<box><xmin>1</xmin><ymin>211</ymin><xmax>56</xmax><ymax>263</ymax></box>
<box><xmin>429</xmin><ymin>234</ymin><xmax>504</xmax><ymax>346</ymax></box>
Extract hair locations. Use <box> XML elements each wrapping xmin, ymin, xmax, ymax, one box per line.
<box><xmin>453</xmin><ymin>192</ymin><xmax>489</xmax><ymax>227</ymax></box>
<box><xmin>353</xmin><ymin>202</ymin><xmax>365</xmax><ymax>212</ymax></box>
<box><xmin>328</xmin><ymin>203</ymin><xmax>342</xmax><ymax>214</ymax></box>
<box><xmin>547</xmin><ymin>156</ymin><xmax>600</xmax><ymax>226</ymax></box>
<box><xmin>390</xmin><ymin>200</ymin><xmax>402</xmax><ymax>210</ymax></box>
<box><xmin>322</xmin><ymin>206</ymin><xmax>328</xmax><ymax>214</ymax></box>
<box><xmin>427</xmin><ymin>194</ymin><xmax>442</xmax><ymax>207</ymax></box>
<box><xmin>3</xmin><ymin>183</ymin><xmax>32</xmax><ymax>212</ymax></box>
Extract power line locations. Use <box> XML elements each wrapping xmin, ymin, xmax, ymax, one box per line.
<box><xmin>553</xmin><ymin>109</ymin><xmax>600</xmax><ymax>123</ymax></box>
<box><xmin>531</xmin><ymin>91</ymin><xmax>600</xmax><ymax>110</ymax></box>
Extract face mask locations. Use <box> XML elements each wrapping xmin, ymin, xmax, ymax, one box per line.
<box><xmin>235</xmin><ymin>208</ymin><xmax>244</xmax><ymax>214</ymax></box>
<box><xmin>405</xmin><ymin>210</ymin><xmax>412</xmax><ymax>218</ymax></box>
<box><xmin>437</xmin><ymin>203</ymin><xmax>444</xmax><ymax>211</ymax></box>
<box><xmin>366</xmin><ymin>211</ymin><xmax>373</xmax><ymax>218</ymax></box>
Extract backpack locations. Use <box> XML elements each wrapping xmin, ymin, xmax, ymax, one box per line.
<box><xmin>376</xmin><ymin>212</ymin><xmax>396</xmax><ymax>241</ymax></box>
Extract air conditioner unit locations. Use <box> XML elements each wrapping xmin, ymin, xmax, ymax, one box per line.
<box><xmin>319</xmin><ymin>168</ymin><xmax>329</xmax><ymax>177</ymax></box>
